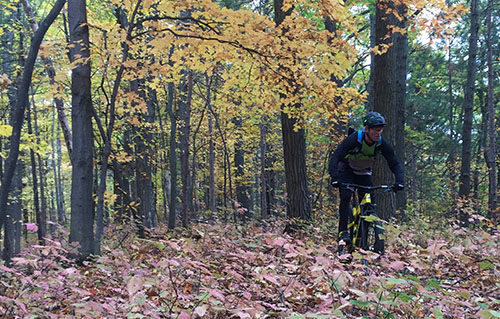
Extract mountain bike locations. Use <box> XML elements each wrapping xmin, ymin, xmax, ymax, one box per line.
<box><xmin>338</xmin><ymin>183</ymin><xmax>395</xmax><ymax>261</ymax></box>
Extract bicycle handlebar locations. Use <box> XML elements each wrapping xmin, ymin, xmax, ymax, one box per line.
<box><xmin>340</xmin><ymin>183</ymin><xmax>395</xmax><ymax>192</ymax></box>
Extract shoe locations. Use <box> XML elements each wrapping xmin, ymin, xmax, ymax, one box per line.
<box><xmin>337</xmin><ymin>231</ymin><xmax>352</xmax><ymax>262</ymax></box>
<box><xmin>338</xmin><ymin>230</ymin><xmax>351</xmax><ymax>247</ymax></box>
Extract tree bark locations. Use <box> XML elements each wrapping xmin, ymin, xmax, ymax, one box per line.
<box><xmin>259</xmin><ymin>116</ymin><xmax>268</xmax><ymax>219</ymax></box>
<box><xmin>27</xmin><ymin>105</ymin><xmax>45</xmax><ymax>244</ymax></box>
<box><xmin>1</xmin><ymin>11</ymin><xmax>23</xmax><ymax>259</ymax></box>
<box><xmin>179</xmin><ymin>70</ymin><xmax>193</xmax><ymax>228</ymax></box>
<box><xmin>167</xmin><ymin>80</ymin><xmax>178</xmax><ymax>229</ymax></box>
<box><xmin>234</xmin><ymin>116</ymin><xmax>251</xmax><ymax>220</ymax></box>
<box><xmin>134</xmin><ymin>86</ymin><xmax>157</xmax><ymax>229</ymax></box>
<box><xmin>373</xmin><ymin>0</ymin><xmax>408</xmax><ymax>219</ymax></box>
<box><xmin>68</xmin><ymin>0</ymin><xmax>95</xmax><ymax>260</ymax></box>
<box><xmin>32</xmin><ymin>97</ymin><xmax>48</xmax><ymax>241</ymax></box>
<box><xmin>52</xmin><ymin>108</ymin><xmax>66</xmax><ymax>225</ymax></box>
<box><xmin>274</xmin><ymin>0</ymin><xmax>311</xmax><ymax>220</ymax></box>
<box><xmin>458</xmin><ymin>0</ymin><xmax>479</xmax><ymax>199</ymax></box>
<box><xmin>485</xmin><ymin>0</ymin><xmax>497</xmax><ymax>217</ymax></box>
<box><xmin>448</xmin><ymin>40</ymin><xmax>457</xmax><ymax>199</ymax></box>
<box><xmin>207</xmin><ymin>75</ymin><xmax>217</xmax><ymax>213</ymax></box>
<box><xmin>0</xmin><ymin>0</ymin><xmax>66</xmax><ymax>259</ymax></box>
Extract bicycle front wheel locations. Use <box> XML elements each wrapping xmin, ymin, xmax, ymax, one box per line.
<box><xmin>361</xmin><ymin>215</ymin><xmax>385</xmax><ymax>255</ymax></box>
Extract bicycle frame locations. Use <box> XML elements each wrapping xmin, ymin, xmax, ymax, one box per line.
<box><xmin>341</xmin><ymin>184</ymin><xmax>393</xmax><ymax>255</ymax></box>
<box><xmin>349</xmin><ymin>191</ymin><xmax>374</xmax><ymax>249</ymax></box>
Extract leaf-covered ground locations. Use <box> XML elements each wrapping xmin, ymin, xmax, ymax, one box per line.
<box><xmin>1</xmin><ymin>214</ymin><xmax>499</xmax><ymax>319</ymax></box>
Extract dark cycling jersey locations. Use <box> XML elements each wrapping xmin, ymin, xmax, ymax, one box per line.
<box><xmin>329</xmin><ymin>131</ymin><xmax>404</xmax><ymax>184</ymax></box>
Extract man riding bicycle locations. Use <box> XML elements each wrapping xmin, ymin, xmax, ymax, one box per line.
<box><xmin>329</xmin><ymin>112</ymin><xmax>404</xmax><ymax>255</ymax></box>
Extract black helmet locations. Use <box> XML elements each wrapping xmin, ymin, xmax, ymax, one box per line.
<box><xmin>363</xmin><ymin>112</ymin><xmax>386</xmax><ymax>127</ymax></box>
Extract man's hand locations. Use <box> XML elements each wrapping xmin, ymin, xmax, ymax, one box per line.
<box><xmin>331</xmin><ymin>180</ymin><xmax>340</xmax><ymax>188</ymax></box>
<box><xmin>393</xmin><ymin>183</ymin><xmax>404</xmax><ymax>192</ymax></box>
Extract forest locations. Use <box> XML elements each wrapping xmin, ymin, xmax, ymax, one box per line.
<box><xmin>0</xmin><ymin>0</ymin><xmax>499</xmax><ymax>317</ymax></box>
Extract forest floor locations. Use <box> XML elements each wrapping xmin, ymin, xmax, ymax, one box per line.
<box><xmin>0</xmin><ymin>212</ymin><xmax>499</xmax><ymax>319</ymax></box>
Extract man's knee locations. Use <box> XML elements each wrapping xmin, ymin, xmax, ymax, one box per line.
<box><xmin>339</xmin><ymin>189</ymin><xmax>353</xmax><ymax>202</ymax></box>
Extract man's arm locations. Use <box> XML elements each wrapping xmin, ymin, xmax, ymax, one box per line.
<box><xmin>379</xmin><ymin>139</ymin><xmax>404</xmax><ymax>185</ymax></box>
<box><xmin>328</xmin><ymin>133</ymin><xmax>358</xmax><ymax>180</ymax></box>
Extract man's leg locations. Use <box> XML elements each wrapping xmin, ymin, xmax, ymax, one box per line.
<box><xmin>338</xmin><ymin>170</ymin><xmax>356</xmax><ymax>253</ymax></box>
<box><xmin>338</xmin><ymin>187</ymin><xmax>353</xmax><ymax>237</ymax></box>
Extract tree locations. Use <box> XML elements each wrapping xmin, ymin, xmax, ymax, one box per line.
<box><xmin>0</xmin><ymin>0</ymin><xmax>66</xmax><ymax>262</ymax></box>
<box><xmin>179</xmin><ymin>70</ymin><xmax>193</xmax><ymax>227</ymax></box>
<box><xmin>485</xmin><ymin>0</ymin><xmax>497</xmax><ymax>218</ymax></box>
<box><xmin>68</xmin><ymin>0</ymin><xmax>95</xmax><ymax>260</ymax></box>
<box><xmin>373</xmin><ymin>0</ymin><xmax>408</xmax><ymax>219</ymax></box>
<box><xmin>1</xmin><ymin>4</ymin><xmax>23</xmax><ymax>260</ymax></box>
<box><xmin>22</xmin><ymin>0</ymin><xmax>73</xmax><ymax>160</ymax></box>
<box><xmin>458</xmin><ymin>0</ymin><xmax>479</xmax><ymax>200</ymax></box>
<box><xmin>273</xmin><ymin>0</ymin><xmax>311</xmax><ymax>220</ymax></box>
<box><xmin>167</xmin><ymin>80</ymin><xmax>178</xmax><ymax>229</ymax></box>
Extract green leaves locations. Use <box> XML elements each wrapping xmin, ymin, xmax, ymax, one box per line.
<box><xmin>361</xmin><ymin>215</ymin><xmax>383</xmax><ymax>223</ymax></box>
<box><xmin>0</xmin><ymin>124</ymin><xmax>12</xmax><ymax>137</ymax></box>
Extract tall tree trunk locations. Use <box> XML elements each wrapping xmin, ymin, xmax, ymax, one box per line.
<box><xmin>259</xmin><ymin>116</ymin><xmax>268</xmax><ymax>219</ymax></box>
<box><xmin>167</xmin><ymin>81</ymin><xmax>178</xmax><ymax>229</ymax></box>
<box><xmin>133</xmin><ymin>85</ymin><xmax>156</xmax><ymax>231</ymax></box>
<box><xmin>32</xmin><ymin>97</ymin><xmax>48</xmax><ymax>241</ymax></box>
<box><xmin>447</xmin><ymin>40</ymin><xmax>457</xmax><ymax>199</ymax></box>
<box><xmin>485</xmin><ymin>0</ymin><xmax>497</xmax><ymax>218</ymax></box>
<box><xmin>68</xmin><ymin>0</ymin><xmax>95</xmax><ymax>260</ymax></box>
<box><xmin>2</xmin><ymin>11</ymin><xmax>23</xmax><ymax>259</ymax></box>
<box><xmin>27</xmin><ymin>106</ymin><xmax>43</xmax><ymax>244</ymax></box>
<box><xmin>373</xmin><ymin>0</ymin><xmax>408</xmax><ymax>219</ymax></box>
<box><xmin>207</xmin><ymin>75</ymin><xmax>217</xmax><ymax>213</ymax></box>
<box><xmin>0</xmin><ymin>0</ymin><xmax>65</xmax><ymax>263</ymax></box>
<box><xmin>274</xmin><ymin>0</ymin><xmax>311</xmax><ymax>220</ymax></box>
<box><xmin>53</xmin><ymin>108</ymin><xmax>65</xmax><ymax>225</ymax></box>
<box><xmin>157</xmin><ymin>104</ymin><xmax>169</xmax><ymax>222</ymax></box>
<box><xmin>139</xmin><ymin>88</ymin><xmax>157</xmax><ymax>229</ymax></box>
<box><xmin>208</xmin><ymin>114</ymin><xmax>217</xmax><ymax>213</ymax></box>
<box><xmin>179</xmin><ymin>71</ymin><xmax>193</xmax><ymax>228</ymax></box>
<box><xmin>458</xmin><ymin>0</ymin><xmax>479</xmax><ymax>199</ymax></box>
<box><xmin>190</xmin><ymin>99</ymin><xmax>206</xmax><ymax>219</ymax></box>
<box><xmin>234</xmin><ymin>116</ymin><xmax>251</xmax><ymax>220</ymax></box>
<box><xmin>476</xmin><ymin>90</ymin><xmax>487</xmax><ymax>204</ymax></box>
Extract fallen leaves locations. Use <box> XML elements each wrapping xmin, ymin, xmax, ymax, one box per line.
<box><xmin>0</xmin><ymin>216</ymin><xmax>498</xmax><ymax>318</ymax></box>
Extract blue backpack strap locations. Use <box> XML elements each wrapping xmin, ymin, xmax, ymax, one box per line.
<box><xmin>354</xmin><ymin>129</ymin><xmax>363</xmax><ymax>153</ymax></box>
